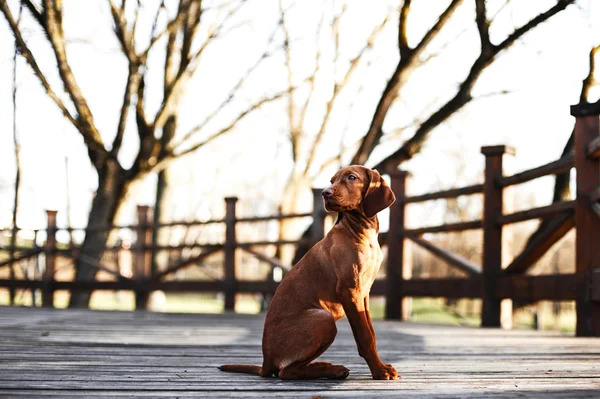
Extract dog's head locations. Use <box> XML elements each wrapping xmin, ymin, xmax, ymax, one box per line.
<box><xmin>322</xmin><ymin>165</ymin><xmax>395</xmax><ymax>218</ymax></box>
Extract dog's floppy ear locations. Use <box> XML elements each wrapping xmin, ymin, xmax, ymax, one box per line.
<box><xmin>362</xmin><ymin>168</ymin><xmax>396</xmax><ymax>218</ymax></box>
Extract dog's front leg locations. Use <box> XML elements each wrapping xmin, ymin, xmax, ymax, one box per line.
<box><xmin>339</xmin><ymin>290</ymin><xmax>399</xmax><ymax>380</ymax></box>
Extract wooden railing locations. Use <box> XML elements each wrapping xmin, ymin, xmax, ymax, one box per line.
<box><xmin>379</xmin><ymin>100</ymin><xmax>600</xmax><ymax>336</ymax></box>
<box><xmin>1</xmin><ymin>101</ymin><xmax>599</xmax><ymax>336</ymax></box>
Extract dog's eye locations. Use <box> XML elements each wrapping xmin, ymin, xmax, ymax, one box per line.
<box><xmin>348</xmin><ymin>175</ymin><xmax>357</xmax><ymax>181</ymax></box>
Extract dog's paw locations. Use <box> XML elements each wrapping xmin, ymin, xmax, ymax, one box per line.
<box><xmin>328</xmin><ymin>365</ymin><xmax>350</xmax><ymax>380</ymax></box>
<box><xmin>371</xmin><ymin>364</ymin><xmax>400</xmax><ymax>380</ymax></box>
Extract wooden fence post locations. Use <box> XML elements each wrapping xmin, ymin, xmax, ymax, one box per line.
<box><xmin>9</xmin><ymin>225</ymin><xmax>16</xmax><ymax>305</ymax></box>
<box><xmin>42</xmin><ymin>210</ymin><xmax>57</xmax><ymax>308</ymax></box>
<box><xmin>135</xmin><ymin>205</ymin><xmax>152</xmax><ymax>310</ymax></box>
<box><xmin>481</xmin><ymin>145</ymin><xmax>514</xmax><ymax>327</ymax></box>
<box><xmin>572</xmin><ymin>100</ymin><xmax>600</xmax><ymax>337</ymax></box>
<box><xmin>311</xmin><ymin>188</ymin><xmax>326</xmax><ymax>244</ymax></box>
<box><xmin>386</xmin><ymin>171</ymin><xmax>411</xmax><ymax>320</ymax></box>
<box><xmin>224</xmin><ymin>197</ymin><xmax>238</xmax><ymax>311</ymax></box>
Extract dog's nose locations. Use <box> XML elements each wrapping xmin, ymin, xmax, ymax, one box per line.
<box><xmin>322</xmin><ymin>188</ymin><xmax>334</xmax><ymax>198</ymax></box>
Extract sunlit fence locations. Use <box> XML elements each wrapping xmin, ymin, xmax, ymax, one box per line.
<box><xmin>1</xmin><ymin>102</ymin><xmax>599</xmax><ymax>336</ymax></box>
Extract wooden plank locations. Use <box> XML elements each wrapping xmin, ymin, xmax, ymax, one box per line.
<box><xmin>406</xmin><ymin>235</ymin><xmax>481</xmax><ymax>276</ymax></box>
<box><xmin>402</xmin><ymin>277</ymin><xmax>483</xmax><ymax>298</ymax></box>
<box><xmin>405</xmin><ymin>219</ymin><xmax>482</xmax><ymax>235</ymax></box>
<box><xmin>1</xmin><ymin>308</ymin><xmax>598</xmax><ymax>398</ymax></box>
<box><xmin>498</xmin><ymin>201</ymin><xmax>575</xmax><ymax>226</ymax></box>
<box><xmin>500</xmin><ymin>154</ymin><xmax>574</xmax><ymax>188</ymax></box>
<box><xmin>497</xmin><ymin>274</ymin><xmax>577</xmax><ymax>301</ymax></box>
<box><xmin>404</xmin><ymin>183</ymin><xmax>482</xmax><ymax>204</ymax></box>
<box><xmin>504</xmin><ymin>212</ymin><xmax>574</xmax><ymax>275</ymax></box>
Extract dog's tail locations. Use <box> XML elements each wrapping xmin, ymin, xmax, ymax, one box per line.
<box><xmin>218</xmin><ymin>364</ymin><xmax>273</xmax><ymax>377</ymax></box>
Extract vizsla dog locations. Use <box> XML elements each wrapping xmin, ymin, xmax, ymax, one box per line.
<box><xmin>219</xmin><ymin>165</ymin><xmax>398</xmax><ymax>380</ymax></box>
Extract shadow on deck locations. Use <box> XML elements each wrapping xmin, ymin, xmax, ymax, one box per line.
<box><xmin>0</xmin><ymin>306</ymin><xmax>599</xmax><ymax>398</ymax></box>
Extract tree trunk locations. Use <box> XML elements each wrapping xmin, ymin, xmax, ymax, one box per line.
<box><xmin>151</xmin><ymin>116</ymin><xmax>177</xmax><ymax>276</ymax></box>
<box><xmin>278</xmin><ymin>172</ymin><xmax>312</xmax><ymax>266</ymax></box>
<box><xmin>68</xmin><ymin>159</ymin><xmax>129</xmax><ymax>308</ymax></box>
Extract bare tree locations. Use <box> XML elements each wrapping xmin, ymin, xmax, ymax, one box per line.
<box><xmin>360</xmin><ymin>0</ymin><xmax>576</xmax><ymax>172</ymax></box>
<box><xmin>0</xmin><ymin>0</ymin><xmax>282</xmax><ymax>307</ymax></box>
<box><xmin>274</xmin><ymin>0</ymin><xmax>390</xmax><ymax>262</ymax></box>
<box><xmin>8</xmin><ymin>1</ymin><xmax>24</xmax><ymax>306</ymax></box>
<box><xmin>280</xmin><ymin>0</ymin><xmax>575</xmax><ymax>261</ymax></box>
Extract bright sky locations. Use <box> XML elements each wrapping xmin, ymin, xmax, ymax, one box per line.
<box><xmin>0</xmin><ymin>0</ymin><xmax>599</xmax><ymax>234</ymax></box>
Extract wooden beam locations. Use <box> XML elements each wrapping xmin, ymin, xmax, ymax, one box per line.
<box><xmin>571</xmin><ymin>99</ymin><xmax>600</xmax><ymax>116</ymax></box>
<box><xmin>236</xmin><ymin>213</ymin><xmax>312</xmax><ymax>223</ymax></box>
<box><xmin>500</xmin><ymin>154</ymin><xmax>574</xmax><ymax>188</ymax></box>
<box><xmin>405</xmin><ymin>220</ymin><xmax>482</xmax><ymax>235</ymax></box>
<box><xmin>386</xmin><ymin>171</ymin><xmax>411</xmax><ymax>320</ymax></box>
<box><xmin>573</xmin><ymin>109</ymin><xmax>600</xmax><ymax>336</ymax></box>
<box><xmin>0</xmin><ymin>248</ymin><xmax>43</xmax><ymax>268</ymax></box>
<box><xmin>154</xmin><ymin>246</ymin><xmax>223</xmax><ymax>280</ymax></box>
<box><xmin>481</xmin><ymin>145</ymin><xmax>512</xmax><ymax>327</ymax></box>
<box><xmin>504</xmin><ymin>212</ymin><xmax>574</xmax><ymax>275</ymax></box>
<box><xmin>498</xmin><ymin>201</ymin><xmax>575</xmax><ymax>226</ymax></box>
<box><xmin>0</xmin><ymin>279</ymin><xmax>281</xmax><ymax>295</ymax></box>
<box><xmin>224</xmin><ymin>197</ymin><xmax>238</xmax><ymax>311</ymax></box>
<box><xmin>590</xmin><ymin>185</ymin><xmax>600</xmax><ymax>219</ymax></box>
<box><xmin>242</xmin><ymin>247</ymin><xmax>290</xmax><ymax>271</ymax></box>
<box><xmin>404</xmin><ymin>184</ymin><xmax>482</xmax><ymax>204</ymax></box>
<box><xmin>406</xmin><ymin>235</ymin><xmax>481</xmax><ymax>276</ymax></box>
<box><xmin>590</xmin><ymin>268</ymin><xmax>600</xmax><ymax>302</ymax></box>
<box><xmin>237</xmin><ymin>239</ymin><xmax>311</xmax><ymax>248</ymax></box>
<box><xmin>587</xmin><ymin>136</ymin><xmax>600</xmax><ymax>159</ymax></box>
<box><xmin>497</xmin><ymin>274</ymin><xmax>577</xmax><ymax>301</ymax></box>
<box><xmin>372</xmin><ymin>277</ymin><xmax>483</xmax><ymax>298</ymax></box>
<box><xmin>42</xmin><ymin>210</ymin><xmax>57</xmax><ymax>308</ymax></box>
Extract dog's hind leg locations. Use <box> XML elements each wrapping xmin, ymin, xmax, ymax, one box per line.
<box><xmin>267</xmin><ymin>309</ymin><xmax>349</xmax><ymax>380</ymax></box>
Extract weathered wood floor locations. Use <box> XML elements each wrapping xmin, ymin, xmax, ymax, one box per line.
<box><xmin>0</xmin><ymin>306</ymin><xmax>599</xmax><ymax>398</ymax></box>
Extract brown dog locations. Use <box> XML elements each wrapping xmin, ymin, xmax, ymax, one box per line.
<box><xmin>219</xmin><ymin>165</ymin><xmax>398</xmax><ymax>380</ymax></box>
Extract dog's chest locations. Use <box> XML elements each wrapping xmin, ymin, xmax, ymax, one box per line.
<box><xmin>356</xmin><ymin>241</ymin><xmax>383</xmax><ymax>289</ymax></box>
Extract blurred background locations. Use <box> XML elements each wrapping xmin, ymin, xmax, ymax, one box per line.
<box><xmin>0</xmin><ymin>0</ymin><xmax>599</xmax><ymax>332</ymax></box>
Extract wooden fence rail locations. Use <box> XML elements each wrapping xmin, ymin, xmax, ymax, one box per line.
<box><xmin>1</xmin><ymin>102</ymin><xmax>599</xmax><ymax>336</ymax></box>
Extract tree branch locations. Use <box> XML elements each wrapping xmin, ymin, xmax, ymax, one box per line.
<box><xmin>475</xmin><ymin>0</ymin><xmax>491</xmax><ymax>53</ymax></box>
<box><xmin>156</xmin><ymin>90</ymin><xmax>289</xmax><ymax>173</ymax></box>
<box><xmin>154</xmin><ymin>1</ymin><xmax>249</xmax><ymax>131</ymax></box>
<box><xmin>372</xmin><ymin>0</ymin><xmax>575</xmax><ymax>172</ymax></box>
<box><xmin>0</xmin><ymin>1</ymin><xmax>77</xmax><ymax>128</ymax></box>
<box><xmin>492</xmin><ymin>0</ymin><xmax>575</xmax><ymax>55</ymax></box>
<box><xmin>20</xmin><ymin>0</ymin><xmax>46</xmax><ymax>29</ymax></box>
<box><xmin>109</xmin><ymin>0</ymin><xmax>137</xmax><ymax>62</ymax></box>
<box><xmin>350</xmin><ymin>0</ymin><xmax>462</xmax><ymax>165</ymax></box>
<box><xmin>111</xmin><ymin>64</ymin><xmax>140</xmax><ymax>155</ymax></box>
<box><xmin>398</xmin><ymin>0</ymin><xmax>411</xmax><ymax>58</ymax></box>
<box><xmin>42</xmin><ymin>0</ymin><xmax>108</xmax><ymax>162</ymax></box>
<box><xmin>304</xmin><ymin>13</ymin><xmax>389</xmax><ymax>175</ymax></box>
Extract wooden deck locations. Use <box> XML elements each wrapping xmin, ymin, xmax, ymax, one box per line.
<box><xmin>1</xmin><ymin>306</ymin><xmax>599</xmax><ymax>398</ymax></box>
